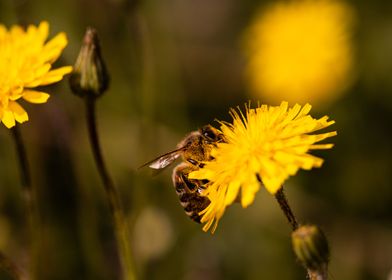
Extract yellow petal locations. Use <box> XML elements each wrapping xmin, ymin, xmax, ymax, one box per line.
<box><xmin>311</xmin><ymin>131</ymin><xmax>338</xmax><ymax>142</ymax></box>
<box><xmin>9</xmin><ymin>101</ymin><xmax>29</xmax><ymax>123</ymax></box>
<box><xmin>37</xmin><ymin>21</ymin><xmax>49</xmax><ymax>42</ymax></box>
<box><xmin>0</xmin><ymin>25</ymin><xmax>6</xmax><ymax>37</ymax></box>
<box><xmin>202</xmin><ymin>219</ymin><xmax>215</xmax><ymax>233</ymax></box>
<box><xmin>42</xmin><ymin>32</ymin><xmax>68</xmax><ymax>63</ymax></box>
<box><xmin>263</xmin><ymin>174</ymin><xmax>285</xmax><ymax>195</ymax></box>
<box><xmin>10</xmin><ymin>25</ymin><xmax>24</xmax><ymax>37</ymax></box>
<box><xmin>241</xmin><ymin>179</ymin><xmax>260</xmax><ymax>207</ymax></box>
<box><xmin>35</xmin><ymin>63</ymin><xmax>51</xmax><ymax>78</ymax></box>
<box><xmin>8</xmin><ymin>85</ymin><xmax>24</xmax><ymax>101</ymax></box>
<box><xmin>37</xmin><ymin>66</ymin><xmax>73</xmax><ymax>86</ymax></box>
<box><xmin>26</xmin><ymin>24</ymin><xmax>38</xmax><ymax>37</ymax></box>
<box><xmin>2</xmin><ymin>110</ymin><xmax>16</xmax><ymax>128</ymax></box>
<box><xmin>25</xmin><ymin>66</ymin><xmax>73</xmax><ymax>87</ymax></box>
<box><xmin>224</xmin><ymin>181</ymin><xmax>241</xmax><ymax>206</ymax></box>
<box><xmin>23</xmin><ymin>90</ymin><xmax>50</xmax><ymax>104</ymax></box>
<box><xmin>296</xmin><ymin>103</ymin><xmax>312</xmax><ymax>119</ymax></box>
<box><xmin>264</xmin><ymin>182</ymin><xmax>282</xmax><ymax>195</ymax></box>
<box><xmin>309</xmin><ymin>144</ymin><xmax>334</xmax><ymax>150</ymax></box>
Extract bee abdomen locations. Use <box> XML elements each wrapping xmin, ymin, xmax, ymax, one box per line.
<box><xmin>172</xmin><ymin>162</ymin><xmax>211</xmax><ymax>224</ymax></box>
<box><xmin>183</xmin><ymin>193</ymin><xmax>210</xmax><ymax>223</ymax></box>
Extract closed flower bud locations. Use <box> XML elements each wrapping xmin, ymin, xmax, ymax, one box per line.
<box><xmin>69</xmin><ymin>27</ymin><xmax>109</xmax><ymax>98</ymax></box>
<box><xmin>292</xmin><ymin>225</ymin><xmax>330</xmax><ymax>272</ymax></box>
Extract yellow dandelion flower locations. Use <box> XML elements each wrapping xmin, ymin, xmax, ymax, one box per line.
<box><xmin>0</xmin><ymin>21</ymin><xmax>72</xmax><ymax>128</ymax></box>
<box><xmin>243</xmin><ymin>0</ymin><xmax>355</xmax><ymax>105</ymax></box>
<box><xmin>189</xmin><ymin>101</ymin><xmax>336</xmax><ymax>232</ymax></box>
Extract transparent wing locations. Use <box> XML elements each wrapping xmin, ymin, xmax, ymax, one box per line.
<box><xmin>148</xmin><ymin>153</ymin><xmax>181</xmax><ymax>169</ymax></box>
<box><xmin>140</xmin><ymin>147</ymin><xmax>184</xmax><ymax>170</ymax></box>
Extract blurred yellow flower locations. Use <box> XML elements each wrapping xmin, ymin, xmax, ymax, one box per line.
<box><xmin>189</xmin><ymin>102</ymin><xmax>336</xmax><ymax>232</ymax></box>
<box><xmin>0</xmin><ymin>21</ymin><xmax>72</xmax><ymax>128</ymax></box>
<box><xmin>243</xmin><ymin>0</ymin><xmax>355</xmax><ymax>105</ymax></box>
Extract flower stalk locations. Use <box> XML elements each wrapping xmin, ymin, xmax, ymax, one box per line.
<box><xmin>85</xmin><ymin>96</ymin><xmax>135</xmax><ymax>280</ymax></box>
<box><xmin>70</xmin><ymin>27</ymin><xmax>136</xmax><ymax>280</ymax></box>
<box><xmin>274</xmin><ymin>188</ymin><xmax>298</xmax><ymax>231</ymax></box>
<box><xmin>10</xmin><ymin>125</ymin><xmax>38</xmax><ymax>280</ymax></box>
<box><xmin>10</xmin><ymin>126</ymin><xmax>32</xmax><ymax>206</ymax></box>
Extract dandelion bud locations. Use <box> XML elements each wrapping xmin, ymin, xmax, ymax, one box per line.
<box><xmin>292</xmin><ymin>225</ymin><xmax>330</xmax><ymax>272</ymax></box>
<box><xmin>69</xmin><ymin>27</ymin><xmax>109</xmax><ymax>98</ymax></box>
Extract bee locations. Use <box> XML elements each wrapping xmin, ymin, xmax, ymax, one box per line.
<box><xmin>142</xmin><ymin>125</ymin><xmax>224</xmax><ymax>223</ymax></box>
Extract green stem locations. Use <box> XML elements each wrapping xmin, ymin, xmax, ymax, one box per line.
<box><xmin>11</xmin><ymin>125</ymin><xmax>37</xmax><ymax>280</ymax></box>
<box><xmin>85</xmin><ymin>97</ymin><xmax>136</xmax><ymax>280</ymax></box>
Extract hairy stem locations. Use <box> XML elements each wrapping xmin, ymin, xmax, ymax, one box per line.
<box><xmin>274</xmin><ymin>188</ymin><xmax>298</xmax><ymax>230</ymax></box>
<box><xmin>85</xmin><ymin>97</ymin><xmax>136</xmax><ymax>280</ymax></box>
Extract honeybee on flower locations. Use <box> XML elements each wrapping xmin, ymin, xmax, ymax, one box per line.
<box><xmin>189</xmin><ymin>101</ymin><xmax>337</xmax><ymax>232</ymax></box>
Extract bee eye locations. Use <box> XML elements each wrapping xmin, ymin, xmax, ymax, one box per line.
<box><xmin>202</xmin><ymin>127</ymin><xmax>217</xmax><ymax>141</ymax></box>
<box><xmin>203</xmin><ymin>132</ymin><xmax>212</xmax><ymax>138</ymax></box>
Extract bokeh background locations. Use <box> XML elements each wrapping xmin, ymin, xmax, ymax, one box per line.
<box><xmin>0</xmin><ymin>0</ymin><xmax>391</xmax><ymax>279</ymax></box>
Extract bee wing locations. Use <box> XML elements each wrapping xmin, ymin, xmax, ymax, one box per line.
<box><xmin>140</xmin><ymin>147</ymin><xmax>185</xmax><ymax>170</ymax></box>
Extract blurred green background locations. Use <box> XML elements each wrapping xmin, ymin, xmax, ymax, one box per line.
<box><xmin>0</xmin><ymin>0</ymin><xmax>391</xmax><ymax>279</ymax></box>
